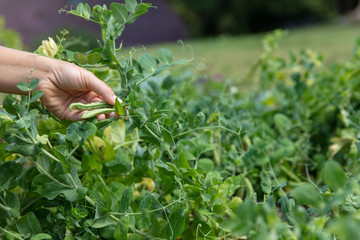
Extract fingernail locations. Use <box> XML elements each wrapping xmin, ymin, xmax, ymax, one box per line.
<box><xmin>113</xmin><ymin>95</ymin><xmax>123</xmax><ymax>104</ymax></box>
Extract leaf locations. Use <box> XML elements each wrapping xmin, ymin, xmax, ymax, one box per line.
<box><xmin>291</xmin><ymin>183</ymin><xmax>323</xmax><ymax>207</ymax></box>
<box><xmin>138</xmin><ymin>53</ymin><xmax>158</xmax><ymax>73</ymax></box>
<box><xmin>158</xmin><ymin>48</ymin><xmax>173</xmax><ymax>64</ymax></box>
<box><xmin>120</xmin><ymin>185</ymin><xmax>134</xmax><ymax>212</ymax></box>
<box><xmin>323</xmin><ymin>160</ymin><xmax>346</xmax><ymax>192</ymax></box>
<box><xmin>82</xmin><ymin>154</ymin><xmax>102</xmax><ymax>172</ymax></box>
<box><xmin>0</xmin><ymin>161</ymin><xmax>23</xmax><ymax>189</ymax></box>
<box><xmin>74</xmin><ymin>52</ymin><xmax>89</xmax><ymax>65</ymax></box>
<box><xmin>138</xmin><ymin>194</ymin><xmax>153</xmax><ymax>230</ymax></box>
<box><xmin>30</xmin><ymin>90</ymin><xmax>44</xmax><ymax>103</ymax></box>
<box><xmin>92</xmin><ymin>216</ymin><xmax>115</xmax><ymax>228</ymax></box>
<box><xmin>80</xmin><ymin>122</ymin><xmax>97</xmax><ymax>145</ymax></box>
<box><xmin>88</xmin><ymin>53</ymin><xmax>103</xmax><ymax>65</ymax></box>
<box><xmin>29</xmin><ymin>78</ymin><xmax>40</xmax><ymax>90</ymax></box>
<box><xmin>4</xmin><ymin>189</ymin><xmax>20</xmax><ymax>218</ymax></box>
<box><xmin>16</xmin><ymin>82</ymin><xmax>30</xmax><ymax>92</ymax></box>
<box><xmin>328</xmin><ymin>217</ymin><xmax>360</xmax><ymax>240</ymax></box>
<box><xmin>82</xmin><ymin>3</ymin><xmax>91</xmax><ymax>19</ymax></box>
<box><xmin>197</xmin><ymin>158</ymin><xmax>214</xmax><ymax>173</ymax></box>
<box><xmin>125</xmin><ymin>0</ymin><xmax>137</xmax><ymax>13</ymax></box>
<box><xmin>260</xmin><ymin>171</ymin><xmax>272</xmax><ymax>194</ymax></box>
<box><xmin>103</xmin><ymin>120</ymin><xmax>126</xmax><ymax>145</ymax></box>
<box><xmin>167</xmin><ymin>208</ymin><xmax>186</xmax><ymax>240</ymax></box>
<box><xmin>114</xmin><ymin>220</ymin><xmax>129</xmax><ymax>240</ymax></box>
<box><xmin>15</xmin><ymin>212</ymin><xmax>42</xmax><ymax>235</ymax></box>
<box><xmin>173</xmin><ymin>152</ymin><xmax>190</xmax><ymax>170</ymax></box>
<box><xmin>115</xmin><ymin>98</ymin><xmax>125</xmax><ymax>116</ymax></box>
<box><xmin>110</xmin><ymin>3</ymin><xmax>128</xmax><ymax>23</ymax></box>
<box><xmin>30</xmin><ymin>233</ymin><xmax>52</xmax><ymax>240</ymax></box>
<box><xmin>274</xmin><ymin>113</ymin><xmax>292</xmax><ymax>133</ymax></box>
<box><xmin>128</xmin><ymin>3</ymin><xmax>152</xmax><ymax>24</ymax></box>
<box><xmin>221</xmin><ymin>200</ymin><xmax>256</xmax><ymax>236</ymax></box>
<box><xmin>66</xmin><ymin>123</ymin><xmax>82</xmax><ymax>142</ymax></box>
<box><xmin>32</xmin><ymin>169</ymin><xmax>86</xmax><ymax>202</ymax></box>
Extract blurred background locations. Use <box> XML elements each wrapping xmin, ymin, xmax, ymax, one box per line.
<box><xmin>1</xmin><ymin>0</ymin><xmax>360</xmax><ymax>81</ymax></box>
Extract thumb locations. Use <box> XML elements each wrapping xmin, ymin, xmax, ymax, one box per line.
<box><xmin>83</xmin><ymin>71</ymin><xmax>116</xmax><ymax>105</ymax></box>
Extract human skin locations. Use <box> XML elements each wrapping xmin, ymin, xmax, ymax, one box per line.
<box><xmin>0</xmin><ymin>46</ymin><xmax>117</xmax><ymax>121</ymax></box>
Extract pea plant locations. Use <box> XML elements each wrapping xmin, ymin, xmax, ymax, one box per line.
<box><xmin>2</xmin><ymin>1</ymin><xmax>360</xmax><ymax>240</ymax></box>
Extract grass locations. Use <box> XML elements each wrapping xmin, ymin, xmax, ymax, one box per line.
<box><xmin>133</xmin><ymin>23</ymin><xmax>360</xmax><ymax>84</ymax></box>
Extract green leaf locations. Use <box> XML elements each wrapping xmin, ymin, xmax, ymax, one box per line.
<box><xmin>88</xmin><ymin>53</ymin><xmax>103</xmax><ymax>65</ymax></box>
<box><xmin>102</xmin><ymin>39</ymin><xmax>116</xmax><ymax>60</ymax></box>
<box><xmin>4</xmin><ymin>189</ymin><xmax>20</xmax><ymax>218</ymax></box>
<box><xmin>324</xmin><ymin>160</ymin><xmax>346</xmax><ymax>192</ymax></box>
<box><xmin>80</xmin><ymin>122</ymin><xmax>97</xmax><ymax>145</ymax></box>
<box><xmin>104</xmin><ymin>149</ymin><xmax>132</xmax><ymax>174</ymax></box>
<box><xmin>16</xmin><ymin>82</ymin><xmax>30</xmax><ymax>92</ymax></box>
<box><xmin>82</xmin><ymin>154</ymin><xmax>102</xmax><ymax>172</ymax></box>
<box><xmin>274</xmin><ymin>113</ymin><xmax>292</xmax><ymax>133</ymax></box>
<box><xmin>260</xmin><ymin>171</ymin><xmax>272</xmax><ymax>194</ymax></box>
<box><xmin>66</xmin><ymin>123</ymin><xmax>82</xmax><ymax>142</ymax></box>
<box><xmin>111</xmin><ymin>3</ymin><xmax>128</xmax><ymax>23</ymax></box>
<box><xmin>82</xmin><ymin>3</ymin><xmax>91</xmax><ymax>19</ymax></box>
<box><xmin>30</xmin><ymin>233</ymin><xmax>52</xmax><ymax>240</ymax></box>
<box><xmin>15</xmin><ymin>212</ymin><xmax>42</xmax><ymax>235</ymax></box>
<box><xmin>92</xmin><ymin>216</ymin><xmax>115</xmax><ymax>228</ymax></box>
<box><xmin>115</xmin><ymin>98</ymin><xmax>125</xmax><ymax>116</ymax></box>
<box><xmin>138</xmin><ymin>53</ymin><xmax>158</xmax><ymax>73</ymax></box>
<box><xmin>114</xmin><ymin>220</ymin><xmax>129</xmax><ymax>240</ymax></box>
<box><xmin>197</xmin><ymin>158</ymin><xmax>214</xmax><ymax>173</ymax></box>
<box><xmin>158</xmin><ymin>48</ymin><xmax>173</xmax><ymax>64</ymax></box>
<box><xmin>328</xmin><ymin>217</ymin><xmax>360</xmax><ymax>240</ymax></box>
<box><xmin>221</xmin><ymin>200</ymin><xmax>256</xmax><ymax>236</ymax></box>
<box><xmin>128</xmin><ymin>3</ymin><xmax>152</xmax><ymax>24</ymax></box>
<box><xmin>138</xmin><ymin>194</ymin><xmax>153</xmax><ymax>230</ymax></box>
<box><xmin>120</xmin><ymin>185</ymin><xmax>134</xmax><ymax>212</ymax></box>
<box><xmin>173</xmin><ymin>152</ymin><xmax>190</xmax><ymax>170</ymax></box>
<box><xmin>29</xmin><ymin>78</ymin><xmax>40</xmax><ymax>90</ymax></box>
<box><xmin>32</xmin><ymin>168</ymin><xmax>86</xmax><ymax>202</ymax></box>
<box><xmin>30</xmin><ymin>90</ymin><xmax>44</xmax><ymax>103</ymax></box>
<box><xmin>167</xmin><ymin>208</ymin><xmax>186</xmax><ymax>240</ymax></box>
<box><xmin>125</xmin><ymin>0</ymin><xmax>137</xmax><ymax>13</ymax></box>
<box><xmin>0</xmin><ymin>161</ymin><xmax>22</xmax><ymax>189</ymax></box>
<box><xmin>74</xmin><ymin>52</ymin><xmax>89</xmax><ymax>65</ymax></box>
<box><xmin>291</xmin><ymin>183</ymin><xmax>323</xmax><ymax>207</ymax></box>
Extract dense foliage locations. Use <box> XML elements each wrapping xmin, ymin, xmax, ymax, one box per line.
<box><xmin>0</xmin><ymin>16</ymin><xmax>23</xmax><ymax>50</ymax></box>
<box><xmin>1</xmin><ymin>1</ymin><xmax>360</xmax><ymax>239</ymax></box>
<box><xmin>168</xmin><ymin>0</ymin><xmax>337</xmax><ymax>36</ymax></box>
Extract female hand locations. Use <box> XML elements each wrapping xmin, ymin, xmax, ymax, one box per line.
<box><xmin>38</xmin><ymin>60</ymin><xmax>116</xmax><ymax>121</ymax></box>
<box><xmin>0</xmin><ymin>46</ymin><xmax>117</xmax><ymax>121</ymax></box>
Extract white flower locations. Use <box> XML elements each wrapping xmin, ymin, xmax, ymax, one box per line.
<box><xmin>37</xmin><ymin>37</ymin><xmax>58</xmax><ymax>57</ymax></box>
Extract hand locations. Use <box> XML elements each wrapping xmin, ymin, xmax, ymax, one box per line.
<box><xmin>37</xmin><ymin>60</ymin><xmax>116</xmax><ymax>121</ymax></box>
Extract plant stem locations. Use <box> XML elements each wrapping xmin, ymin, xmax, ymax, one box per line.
<box><xmin>32</xmin><ymin>159</ymin><xmax>72</xmax><ymax>188</ymax></box>
<box><xmin>0</xmin><ymin>226</ymin><xmax>23</xmax><ymax>240</ymax></box>
<box><xmin>0</xmin><ymin>202</ymin><xmax>11</xmax><ymax>212</ymax></box>
<box><xmin>40</xmin><ymin>148</ymin><xmax>61</xmax><ymax>163</ymax></box>
<box><xmin>67</xmin><ymin>145</ymin><xmax>80</xmax><ymax>160</ymax></box>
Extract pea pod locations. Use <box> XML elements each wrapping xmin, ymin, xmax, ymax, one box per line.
<box><xmin>81</xmin><ymin>108</ymin><xmax>115</xmax><ymax>119</ymax></box>
<box><xmin>69</xmin><ymin>101</ymin><xmax>113</xmax><ymax>112</ymax></box>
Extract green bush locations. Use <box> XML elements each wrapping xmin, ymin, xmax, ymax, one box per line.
<box><xmin>168</xmin><ymin>0</ymin><xmax>337</xmax><ymax>37</ymax></box>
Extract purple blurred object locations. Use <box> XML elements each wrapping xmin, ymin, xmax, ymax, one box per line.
<box><xmin>0</xmin><ymin>0</ymin><xmax>188</xmax><ymax>48</ymax></box>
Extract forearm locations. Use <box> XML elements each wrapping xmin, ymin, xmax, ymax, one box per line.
<box><xmin>0</xmin><ymin>46</ymin><xmax>56</xmax><ymax>95</ymax></box>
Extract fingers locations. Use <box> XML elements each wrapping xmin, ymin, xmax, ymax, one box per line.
<box><xmin>83</xmin><ymin>71</ymin><xmax>117</xmax><ymax>105</ymax></box>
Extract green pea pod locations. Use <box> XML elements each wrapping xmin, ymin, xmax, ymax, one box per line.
<box><xmin>82</xmin><ymin>108</ymin><xmax>114</xmax><ymax>119</ymax></box>
<box><xmin>69</xmin><ymin>101</ymin><xmax>113</xmax><ymax>112</ymax></box>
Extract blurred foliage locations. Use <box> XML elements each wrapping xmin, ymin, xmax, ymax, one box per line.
<box><xmin>0</xmin><ymin>16</ymin><xmax>23</xmax><ymax>50</ymax></box>
<box><xmin>168</xmin><ymin>0</ymin><xmax>337</xmax><ymax>37</ymax></box>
